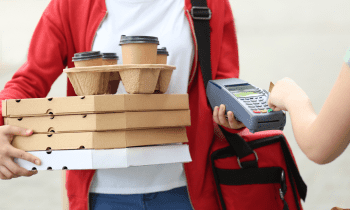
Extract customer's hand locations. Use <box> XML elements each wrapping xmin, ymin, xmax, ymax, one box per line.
<box><xmin>213</xmin><ymin>104</ymin><xmax>246</xmax><ymax>129</ymax></box>
<box><xmin>0</xmin><ymin>125</ymin><xmax>41</xmax><ymax>180</ymax></box>
<box><xmin>268</xmin><ymin>77</ymin><xmax>309</xmax><ymax>111</ymax></box>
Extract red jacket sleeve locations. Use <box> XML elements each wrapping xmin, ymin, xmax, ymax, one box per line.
<box><xmin>214</xmin><ymin>0</ymin><xmax>244</xmax><ymax>133</ymax></box>
<box><xmin>0</xmin><ymin>0</ymin><xmax>67</xmax><ymax>126</ymax></box>
<box><xmin>214</xmin><ymin>0</ymin><xmax>239</xmax><ymax>80</ymax></box>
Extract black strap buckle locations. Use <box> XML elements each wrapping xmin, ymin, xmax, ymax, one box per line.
<box><xmin>237</xmin><ymin>151</ymin><xmax>258</xmax><ymax>168</ymax></box>
<box><xmin>191</xmin><ymin>6</ymin><xmax>212</xmax><ymax>20</ymax></box>
<box><xmin>279</xmin><ymin>170</ymin><xmax>287</xmax><ymax>200</ymax></box>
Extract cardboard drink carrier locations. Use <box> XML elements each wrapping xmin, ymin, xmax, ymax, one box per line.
<box><xmin>64</xmin><ymin>64</ymin><xmax>176</xmax><ymax>95</ymax></box>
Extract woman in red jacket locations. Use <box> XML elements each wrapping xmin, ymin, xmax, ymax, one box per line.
<box><xmin>0</xmin><ymin>0</ymin><xmax>244</xmax><ymax>209</ymax></box>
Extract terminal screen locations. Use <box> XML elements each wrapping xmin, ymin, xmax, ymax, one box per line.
<box><xmin>225</xmin><ymin>84</ymin><xmax>262</xmax><ymax>98</ymax></box>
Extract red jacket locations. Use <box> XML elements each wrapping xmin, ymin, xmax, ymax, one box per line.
<box><xmin>0</xmin><ymin>0</ymin><xmax>286</xmax><ymax>209</ymax></box>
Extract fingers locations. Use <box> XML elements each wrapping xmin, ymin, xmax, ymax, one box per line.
<box><xmin>227</xmin><ymin>111</ymin><xmax>245</xmax><ymax>129</ymax></box>
<box><xmin>213</xmin><ymin>105</ymin><xmax>229</xmax><ymax>127</ymax></box>
<box><xmin>213</xmin><ymin>105</ymin><xmax>246</xmax><ymax>129</ymax></box>
<box><xmin>218</xmin><ymin>104</ymin><xmax>228</xmax><ymax>126</ymax></box>
<box><xmin>0</xmin><ymin>150</ymin><xmax>39</xmax><ymax>180</ymax></box>
<box><xmin>267</xmin><ymin>97</ymin><xmax>273</xmax><ymax>109</ymax></box>
<box><xmin>0</xmin><ymin>165</ymin><xmax>14</xmax><ymax>179</ymax></box>
<box><xmin>273</xmin><ymin>107</ymin><xmax>282</xmax><ymax>111</ymax></box>
<box><xmin>0</xmin><ymin>126</ymin><xmax>37</xmax><ymax>180</ymax></box>
<box><xmin>8</xmin><ymin>147</ymin><xmax>41</xmax><ymax>166</ymax></box>
<box><xmin>0</xmin><ymin>148</ymin><xmax>39</xmax><ymax>180</ymax></box>
<box><xmin>213</xmin><ymin>105</ymin><xmax>228</xmax><ymax>127</ymax></box>
<box><xmin>4</xmin><ymin>160</ymin><xmax>38</xmax><ymax>177</ymax></box>
<box><xmin>268</xmin><ymin>98</ymin><xmax>282</xmax><ymax>112</ymax></box>
<box><xmin>269</xmin><ymin>104</ymin><xmax>281</xmax><ymax>112</ymax></box>
<box><xmin>0</xmin><ymin>172</ymin><xmax>8</xmax><ymax>180</ymax></box>
<box><xmin>227</xmin><ymin>112</ymin><xmax>234</xmax><ymax>128</ymax></box>
<box><xmin>2</xmin><ymin>125</ymin><xmax>33</xmax><ymax>137</ymax></box>
<box><xmin>213</xmin><ymin>106</ymin><xmax>220</xmax><ymax>125</ymax></box>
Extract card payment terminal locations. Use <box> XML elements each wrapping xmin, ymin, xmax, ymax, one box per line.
<box><xmin>207</xmin><ymin>78</ymin><xmax>286</xmax><ymax>133</ymax></box>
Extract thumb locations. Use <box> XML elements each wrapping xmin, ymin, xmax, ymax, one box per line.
<box><xmin>267</xmin><ymin>97</ymin><xmax>274</xmax><ymax>109</ymax></box>
<box><xmin>270</xmin><ymin>105</ymin><xmax>281</xmax><ymax>112</ymax></box>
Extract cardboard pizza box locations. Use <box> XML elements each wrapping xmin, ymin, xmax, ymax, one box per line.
<box><xmin>4</xmin><ymin>110</ymin><xmax>191</xmax><ymax>133</ymax></box>
<box><xmin>2</xmin><ymin>94</ymin><xmax>189</xmax><ymax>117</ymax></box>
<box><xmin>12</xmin><ymin>127</ymin><xmax>188</xmax><ymax>151</ymax></box>
<box><xmin>14</xmin><ymin>144</ymin><xmax>191</xmax><ymax>170</ymax></box>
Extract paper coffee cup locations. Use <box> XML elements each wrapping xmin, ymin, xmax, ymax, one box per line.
<box><xmin>156</xmin><ymin>47</ymin><xmax>169</xmax><ymax>64</ymax></box>
<box><xmin>102</xmin><ymin>53</ymin><xmax>119</xmax><ymax>66</ymax></box>
<box><xmin>155</xmin><ymin>47</ymin><xmax>170</xmax><ymax>92</ymax></box>
<box><xmin>119</xmin><ymin>35</ymin><xmax>159</xmax><ymax>64</ymax></box>
<box><xmin>70</xmin><ymin>51</ymin><xmax>109</xmax><ymax>95</ymax></box>
<box><xmin>72</xmin><ymin>51</ymin><xmax>103</xmax><ymax>67</ymax></box>
<box><xmin>102</xmin><ymin>53</ymin><xmax>120</xmax><ymax>94</ymax></box>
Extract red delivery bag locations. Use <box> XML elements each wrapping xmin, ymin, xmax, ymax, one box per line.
<box><xmin>210</xmin><ymin>126</ymin><xmax>307</xmax><ymax>210</ymax></box>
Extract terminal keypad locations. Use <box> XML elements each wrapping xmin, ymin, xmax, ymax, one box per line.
<box><xmin>239</xmin><ymin>96</ymin><xmax>271</xmax><ymax>114</ymax></box>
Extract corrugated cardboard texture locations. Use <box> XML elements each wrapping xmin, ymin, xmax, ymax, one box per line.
<box><xmin>12</xmin><ymin>127</ymin><xmax>188</xmax><ymax>151</ymax></box>
<box><xmin>5</xmin><ymin>110</ymin><xmax>191</xmax><ymax>133</ymax></box>
<box><xmin>269</xmin><ymin>82</ymin><xmax>275</xmax><ymax>92</ymax></box>
<box><xmin>2</xmin><ymin>100</ymin><xmax>6</xmax><ymax>117</ymax></box>
<box><xmin>158</xmin><ymin>69</ymin><xmax>174</xmax><ymax>93</ymax></box>
<box><xmin>67</xmin><ymin>71</ymin><xmax>110</xmax><ymax>96</ymax></box>
<box><xmin>2</xmin><ymin>94</ymin><xmax>189</xmax><ymax>117</ymax></box>
<box><xmin>119</xmin><ymin>68</ymin><xmax>160</xmax><ymax>94</ymax></box>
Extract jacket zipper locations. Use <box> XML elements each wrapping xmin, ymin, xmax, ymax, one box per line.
<box><xmin>185</xmin><ymin>9</ymin><xmax>198</xmax><ymax>88</ymax></box>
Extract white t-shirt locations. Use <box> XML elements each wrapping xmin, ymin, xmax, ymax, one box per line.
<box><xmin>90</xmin><ymin>0</ymin><xmax>194</xmax><ymax>194</ymax></box>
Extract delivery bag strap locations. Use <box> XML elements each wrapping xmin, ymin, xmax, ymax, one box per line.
<box><xmin>218</xmin><ymin>125</ymin><xmax>258</xmax><ymax>168</ymax></box>
<box><xmin>190</xmin><ymin>0</ymin><xmax>212</xmax><ymax>90</ymax></box>
<box><xmin>215</xmin><ymin>167</ymin><xmax>289</xmax><ymax>210</ymax></box>
<box><xmin>190</xmin><ymin>0</ymin><xmax>259</xmax><ymax>167</ymax></box>
<box><xmin>279</xmin><ymin>137</ymin><xmax>307</xmax><ymax>202</ymax></box>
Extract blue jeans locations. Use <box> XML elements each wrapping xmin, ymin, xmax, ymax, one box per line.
<box><xmin>89</xmin><ymin>186</ymin><xmax>193</xmax><ymax>210</ymax></box>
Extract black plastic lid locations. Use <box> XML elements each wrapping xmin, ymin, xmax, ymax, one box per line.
<box><xmin>102</xmin><ymin>53</ymin><xmax>119</xmax><ymax>60</ymax></box>
<box><xmin>119</xmin><ymin>35</ymin><xmax>159</xmax><ymax>45</ymax></box>
<box><xmin>157</xmin><ymin>47</ymin><xmax>169</xmax><ymax>56</ymax></box>
<box><xmin>72</xmin><ymin>51</ymin><xmax>102</xmax><ymax>62</ymax></box>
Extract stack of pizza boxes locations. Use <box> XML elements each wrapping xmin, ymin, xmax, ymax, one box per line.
<box><xmin>2</xmin><ymin>35</ymin><xmax>192</xmax><ymax>170</ymax></box>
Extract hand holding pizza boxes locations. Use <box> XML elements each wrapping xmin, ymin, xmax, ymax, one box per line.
<box><xmin>2</xmin><ymin>35</ymin><xmax>192</xmax><ymax>171</ymax></box>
